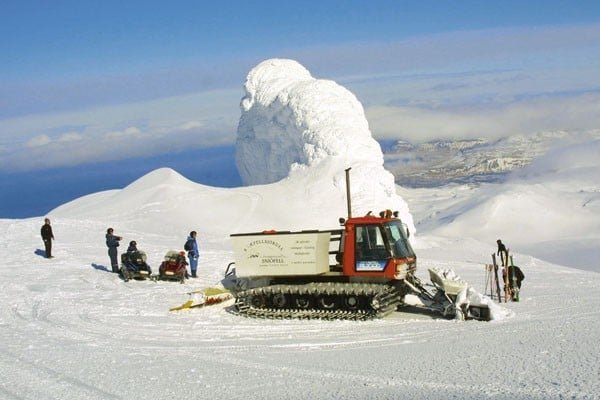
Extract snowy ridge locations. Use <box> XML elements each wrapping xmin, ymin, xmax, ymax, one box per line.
<box><xmin>53</xmin><ymin>165</ymin><xmax>413</xmax><ymax>243</ymax></box>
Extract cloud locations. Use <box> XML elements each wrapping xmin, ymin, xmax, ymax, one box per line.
<box><xmin>0</xmin><ymin>88</ymin><xmax>241</xmax><ymax>171</ymax></box>
<box><xmin>57</xmin><ymin>132</ymin><xmax>83</xmax><ymax>142</ymax></box>
<box><xmin>26</xmin><ymin>135</ymin><xmax>51</xmax><ymax>147</ymax></box>
<box><xmin>178</xmin><ymin>120</ymin><xmax>203</xmax><ymax>131</ymax></box>
<box><xmin>0</xmin><ymin>57</ymin><xmax>252</xmax><ymax>119</ymax></box>
<box><xmin>366</xmin><ymin>92</ymin><xmax>600</xmax><ymax>142</ymax></box>
<box><xmin>23</xmin><ymin>130</ymin><xmax>83</xmax><ymax>148</ymax></box>
<box><xmin>105</xmin><ymin>126</ymin><xmax>142</xmax><ymax>139</ymax></box>
<box><xmin>297</xmin><ymin>23</ymin><xmax>600</xmax><ymax>79</ymax></box>
<box><xmin>2</xmin><ymin>23</ymin><xmax>599</xmax><ymax>172</ymax></box>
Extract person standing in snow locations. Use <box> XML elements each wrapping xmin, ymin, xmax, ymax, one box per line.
<box><xmin>106</xmin><ymin>228</ymin><xmax>122</xmax><ymax>273</ymax></box>
<box><xmin>185</xmin><ymin>231</ymin><xmax>199</xmax><ymax>278</ymax></box>
<box><xmin>40</xmin><ymin>218</ymin><xmax>55</xmax><ymax>258</ymax></box>
<box><xmin>496</xmin><ymin>239</ymin><xmax>508</xmax><ymax>267</ymax></box>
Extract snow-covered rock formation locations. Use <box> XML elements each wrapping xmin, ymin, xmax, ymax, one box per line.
<box><xmin>236</xmin><ymin>59</ymin><xmax>382</xmax><ymax>184</ymax></box>
<box><xmin>235</xmin><ymin>59</ymin><xmax>413</xmax><ymax>231</ymax></box>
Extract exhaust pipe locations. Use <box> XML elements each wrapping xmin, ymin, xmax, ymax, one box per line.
<box><xmin>345</xmin><ymin>167</ymin><xmax>352</xmax><ymax>219</ymax></box>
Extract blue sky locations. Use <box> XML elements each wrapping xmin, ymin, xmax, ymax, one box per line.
<box><xmin>3</xmin><ymin>1</ymin><xmax>600</xmax><ymax>117</ymax></box>
<box><xmin>6</xmin><ymin>1</ymin><xmax>594</xmax><ymax>86</ymax></box>
<box><xmin>1</xmin><ymin>0</ymin><xmax>600</xmax><ymax>216</ymax></box>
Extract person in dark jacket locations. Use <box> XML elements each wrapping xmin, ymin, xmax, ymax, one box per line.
<box><xmin>186</xmin><ymin>231</ymin><xmax>199</xmax><ymax>278</ymax></box>
<box><xmin>106</xmin><ymin>228</ymin><xmax>122</xmax><ymax>273</ymax></box>
<box><xmin>508</xmin><ymin>265</ymin><xmax>525</xmax><ymax>289</ymax></box>
<box><xmin>496</xmin><ymin>239</ymin><xmax>508</xmax><ymax>267</ymax></box>
<box><xmin>40</xmin><ymin>218</ymin><xmax>55</xmax><ymax>258</ymax></box>
<box><xmin>127</xmin><ymin>240</ymin><xmax>138</xmax><ymax>253</ymax></box>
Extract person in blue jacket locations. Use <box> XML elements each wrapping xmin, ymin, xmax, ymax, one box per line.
<box><xmin>106</xmin><ymin>228</ymin><xmax>122</xmax><ymax>273</ymax></box>
<box><xmin>185</xmin><ymin>231</ymin><xmax>199</xmax><ymax>278</ymax></box>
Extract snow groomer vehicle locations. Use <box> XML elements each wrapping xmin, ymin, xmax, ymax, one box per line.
<box><xmin>224</xmin><ymin>168</ymin><xmax>491</xmax><ymax>321</ymax></box>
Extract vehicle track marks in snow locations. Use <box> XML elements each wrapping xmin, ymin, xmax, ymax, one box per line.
<box><xmin>1</xmin><ymin>216</ymin><xmax>599</xmax><ymax>399</ymax></box>
<box><xmin>0</xmin><ymin>348</ymin><xmax>121</xmax><ymax>400</ymax></box>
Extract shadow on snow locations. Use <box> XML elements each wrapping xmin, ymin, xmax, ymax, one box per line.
<box><xmin>91</xmin><ymin>263</ymin><xmax>111</xmax><ymax>273</ymax></box>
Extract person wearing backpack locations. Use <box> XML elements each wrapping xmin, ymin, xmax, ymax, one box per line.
<box><xmin>185</xmin><ymin>231</ymin><xmax>199</xmax><ymax>278</ymax></box>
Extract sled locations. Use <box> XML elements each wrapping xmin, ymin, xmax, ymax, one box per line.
<box><xmin>490</xmin><ymin>254</ymin><xmax>504</xmax><ymax>302</ymax></box>
<box><xmin>169</xmin><ymin>287</ymin><xmax>233</xmax><ymax>312</ymax></box>
<box><xmin>427</xmin><ymin>268</ymin><xmax>491</xmax><ymax>321</ymax></box>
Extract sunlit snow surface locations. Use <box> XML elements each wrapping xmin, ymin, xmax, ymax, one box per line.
<box><xmin>1</xmin><ymin>216</ymin><xmax>598</xmax><ymax>399</ymax></box>
<box><xmin>0</xmin><ymin>60</ymin><xmax>598</xmax><ymax>399</ymax></box>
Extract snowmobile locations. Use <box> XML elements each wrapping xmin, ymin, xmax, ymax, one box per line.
<box><xmin>120</xmin><ymin>250</ymin><xmax>153</xmax><ymax>281</ymax></box>
<box><xmin>158</xmin><ymin>250</ymin><xmax>188</xmax><ymax>283</ymax></box>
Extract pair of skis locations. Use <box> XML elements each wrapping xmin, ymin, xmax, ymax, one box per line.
<box><xmin>487</xmin><ymin>255</ymin><xmax>503</xmax><ymax>302</ymax></box>
<box><xmin>508</xmin><ymin>255</ymin><xmax>520</xmax><ymax>301</ymax></box>
<box><xmin>491</xmin><ymin>251</ymin><xmax>520</xmax><ymax>302</ymax></box>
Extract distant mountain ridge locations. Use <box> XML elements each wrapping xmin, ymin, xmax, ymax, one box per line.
<box><xmin>383</xmin><ymin>131</ymin><xmax>597</xmax><ymax>187</ymax></box>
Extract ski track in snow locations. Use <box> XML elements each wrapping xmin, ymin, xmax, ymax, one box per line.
<box><xmin>1</xmin><ymin>218</ymin><xmax>599</xmax><ymax>399</ymax></box>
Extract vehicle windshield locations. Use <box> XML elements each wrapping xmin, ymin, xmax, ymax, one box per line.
<box><xmin>383</xmin><ymin>221</ymin><xmax>415</xmax><ymax>259</ymax></box>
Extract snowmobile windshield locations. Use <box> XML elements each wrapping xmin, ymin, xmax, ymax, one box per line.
<box><xmin>383</xmin><ymin>221</ymin><xmax>415</xmax><ymax>259</ymax></box>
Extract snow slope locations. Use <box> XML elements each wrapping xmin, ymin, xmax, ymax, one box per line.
<box><xmin>1</xmin><ymin>200</ymin><xmax>599</xmax><ymax>399</ymax></box>
<box><xmin>51</xmin><ymin>166</ymin><xmax>396</xmax><ymax>241</ymax></box>
<box><xmin>403</xmin><ymin>138</ymin><xmax>600</xmax><ymax>272</ymax></box>
<box><xmin>1</xmin><ymin>59</ymin><xmax>599</xmax><ymax>399</ymax></box>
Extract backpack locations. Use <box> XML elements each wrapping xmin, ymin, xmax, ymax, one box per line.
<box><xmin>184</xmin><ymin>239</ymin><xmax>194</xmax><ymax>251</ymax></box>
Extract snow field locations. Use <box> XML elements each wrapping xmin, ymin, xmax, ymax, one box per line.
<box><xmin>1</xmin><ymin>216</ymin><xmax>599</xmax><ymax>399</ymax></box>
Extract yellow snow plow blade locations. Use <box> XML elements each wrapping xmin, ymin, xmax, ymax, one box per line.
<box><xmin>169</xmin><ymin>287</ymin><xmax>232</xmax><ymax>312</ymax></box>
<box><xmin>169</xmin><ymin>300</ymin><xmax>195</xmax><ymax>311</ymax></box>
